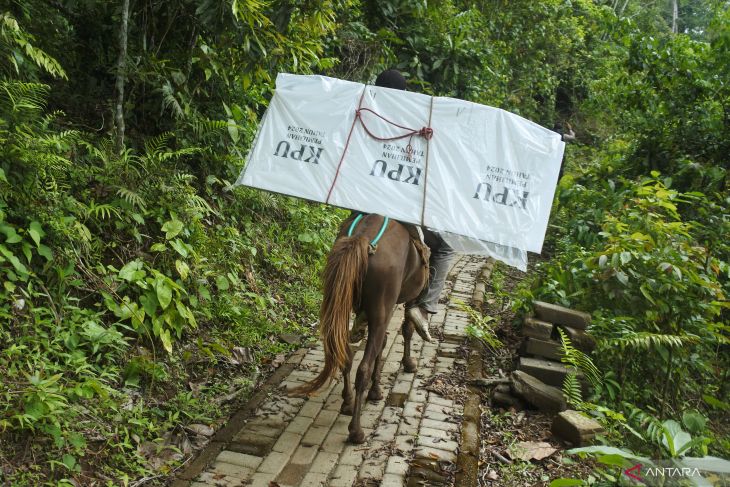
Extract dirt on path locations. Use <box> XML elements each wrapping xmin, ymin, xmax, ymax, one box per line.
<box><xmin>171</xmin><ymin>255</ymin><xmax>489</xmax><ymax>487</ymax></box>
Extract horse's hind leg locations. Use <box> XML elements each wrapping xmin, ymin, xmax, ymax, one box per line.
<box><xmin>401</xmin><ymin>316</ymin><xmax>418</xmax><ymax>373</ymax></box>
<box><xmin>349</xmin><ymin>309</ymin><xmax>391</xmax><ymax>444</ymax></box>
<box><xmin>340</xmin><ymin>345</ymin><xmax>355</xmax><ymax>415</ymax></box>
<box><xmin>367</xmin><ymin>336</ymin><xmax>387</xmax><ymax>401</ymax></box>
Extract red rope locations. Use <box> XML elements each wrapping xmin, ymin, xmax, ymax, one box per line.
<box><xmin>355</xmin><ymin>108</ymin><xmax>433</xmax><ymax>161</ymax></box>
<box><xmin>325</xmin><ymin>90</ymin><xmax>435</xmax><ymax>204</ymax></box>
<box><xmin>325</xmin><ymin>87</ymin><xmax>367</xmax><ymax>204</ymax></box>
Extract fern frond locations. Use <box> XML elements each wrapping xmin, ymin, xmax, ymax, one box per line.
<box><xmin>172</xmin><ymin>172</ymin><xmax>196</xmax><ymax>184</ymax></box>
<box><xmin>563</xmin><ymin>372</ymin><xmax>583</xmax><ymax>407</ymax></box>
<box><xmin>557</xmin><ymin>327</ymin><xmax>602</xmax><ymax>387</ymax></box>
<box><xmin>116</xmin><ymin>188</ymin><xmax>147</xmax><ymax>212</ymax></box>
<box><xmin>1</xmin><ymin>13</ymin><xmax>67</xmax><ymax>79</ymax></box>
<box><xmin>158</xmin><ymin>147</ymin><xmax>202</xmax><ymax>162</ymax></box>
<box><xmin>191</xmin><ymin>118</ymin><xmax>228</xmax><ymax>139</ymax></box>
<box><xmin>187</xmin><ymin>194</ymin><xmax>216</xmax><ymax>216</ymax></box>
<box><xmin>143</xmin><ymin>132</ymin><xmax>174</xmax><ymax>158</ymax></box>
<box><xmin>604</xmin><ymin>332</ymin><xmax>699</xmax><ymax>351</ymax></box>
<box><xmin>161</xmin><ymin>82</ymin><xmax>185</xmax><ymax>119</ymax></box>
<box><xmin>85</xmin><ymin>201</ymin><xmax>121</xmax><ymax>221</ymax></box>
<box><xmin>0</xmin><ymin>81</ymin><xmax>48</xmax><ymax>114</ymax></box>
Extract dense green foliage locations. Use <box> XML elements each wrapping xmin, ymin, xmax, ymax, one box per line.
<box><xmin>0</xmin><ymin>0</ymin><xmax>727</xmax><ymax>484</ymax></box>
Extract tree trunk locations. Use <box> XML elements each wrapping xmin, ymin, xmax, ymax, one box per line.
<box><xmin>672</xmin><ymin>0</ymin><xmax>679</xmax><ymax>34</ymax></box>
<box><xmin>115</xmin><ymin>0</ymin><xmax>130</xmax><ymax>154</ymax></box>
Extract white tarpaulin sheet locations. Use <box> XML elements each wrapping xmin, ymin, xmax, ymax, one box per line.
<box><xmin>235</xmin><ymin>74</ymin><xmax>564</xmax><ymax>269</ymax></box>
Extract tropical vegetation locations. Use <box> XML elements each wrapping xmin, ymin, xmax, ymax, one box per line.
<box><xmin>0</xmin><ymin>0</ymin><xmax>726</xmax><ymax>484</ymax></box>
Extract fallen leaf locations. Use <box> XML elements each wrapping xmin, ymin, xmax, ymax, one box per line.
<box><xmin>271</xmin><ymin>353</ymin><xmax>286</xmax><ymax>368</ymax></box>
<box><xmin>188</xmin><ymin>381</ymin><xmax>206</xmax><ymax>396</ymax></box>
<box><xmin>229</xmin><ymin>346</ymin><xmax>253</xmax><ymax>365</ymax></box>
<box><xmin>487</xmin><ymin>469</ymin><xmax>499</xmax><ymax>480</ymax></box>
<box><xmin>508</xmin><ymin>441</ymin><xmax>558</xmax><ymax>461</ymax></box>
<box><xmin>186</xmin><ymin>423</ymin><xmax>215</xmax><ymax>437</ymax></box>
<box><xmin>179</xmin><ymin>435</ymin><xmax>193</xmax><ymax>455</ymax></box>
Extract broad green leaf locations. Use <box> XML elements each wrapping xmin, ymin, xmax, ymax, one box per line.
<box><xmin>155</xmin><ymin>279</ymin><xmax>173</xmax><ymax>309</ymax></box>
<box><xmin>549</xmin><ymin>479</ymin><xmax>584</xmax><ymax>487</ymax></box>
<box><xmin>150</xmin><ymin>243</ymin><xmax>167</xmax><ymax>252</ymax></box>
<box><xmin>615</xmin><ymin>271</ymin><xmax>629</xmax><ymax>285</ymax></box>
<box><xmin>29</xmin><ymin>221</ymin><xmax>44</xmax><ymax>246</ymax></box>
<box><xmin>0</xmin><ymin>244</ymin><xmax>28</xmax><ymax>274</ymax></box>
<box><xmin>62</xmin><ymin>454</ymin><xmax>76</xmax><ymax>471</ymax></box>
<box><xmin>682</xmin><ymin>411</ymin><xmax>707</xmax><ymax>435</ymax></box>
<box><xmin>198</xmin><ymin>285</ymin><xmax>211</xmax><ymax>301</ymax></box>
<box><xmin>160</xmin><ymin>328</ymin><xmax>173</xmax><ymax>354</ymax></box>
<box><xmin>227</xmin><ymin>119</ymin><xmax>239</xmax><ymax>143</ymax></box>
<box><xmin>661</xmin><ymin>420</ymin><xmax>692</xmax><ymax>457</ymax></box>
<box><xmin>37</xmin><ymin>244</ymin><xmax>53</xmax><ymax>261</ymax></box>
<box><xmin>117</xmin><ymin>299</ymin><xmax>139</xmax><ymax>321</ymax></box>
<box><xmin>119</xmin><ymin>260</ymin><xmax>145</xmax><ymax>282</ymax></box>
<box><xmin>21</xmin><ymin>242</ymin><xmax>32</xmax><ymax>263</ymax></box>
<box><xmin>169</xmin><ymin>238</ymin><xmax>189</xmax><ymax>258</ymax></box>
<box><xmin>639</xmin><ymin>284</ymin><xmax>656</xmax><ymax>304</ymax></box>
<box><xmin>0</xmin><ymin>224</ymin><xmax>22</xmax><ymax>244</ymax></box>
<box><xmin>24</xmin><ymin>399</ymin><xmax>46</xmax><ymax>419</ymax></box>
<box><xmin>175</xmin><ymin>259</ymin><xmax>190</xmax><ymax>280</ymax></box>
<box><xmin>175</xmin><ymin>300</ymin><xmax>189</xmax><ymax>319</ymax></box>
<box><xmin>567</xmin><ymin>446</ymin><xmax>647</xmax><ymax>461</ymax></box>
<box><xmin>702</xmin><ymin>394</ymin><xmax>730</xmax><ymax>411</ymax></box>
<box><xmin>162</xmin><ymin>219</ymin><xmax>184</xmax><ymax>240</ymax></box>
<box><xmin>215</xmin><ymin>275</ymin><xmax>229</xmax><ymax>291</ymax></box>
<box><xmin>597</xmin><ymin>454</ymin><xmax>633</xmax><ymax>467</ymax></box>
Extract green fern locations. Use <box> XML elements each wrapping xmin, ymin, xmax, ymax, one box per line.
<box><xmin>557</xmin><ymin>327</ymin><xmax>601</xmax><ymax>387</ymax></box>
<box><xmin>187</xmin><ymin>194</ymin><xmax>216</xmax><ymax>217</ymax></box>
<box><xmin>604</xmin><ymin>332</ymin><xmax>699</xmax><ymax>351</ymax></box>
<box><xmin>143</xmin><ymin>132</ymin><xmax>174</xmax><ymax>158</ymax></box>
<box><xmin>563</xmin><ymin>371</ymin><xmax>583</xmax><ymax>407</ymax></box>
<box><xmin>191</xmin><ymin>118</ymin><xmax>228</xmax><ymax>140</ymax></box>
<box><xmin>116</xmin><ymin>188</ymin><xmax>147</xmax><ymax>212</ymax></box>
<box><xmin>0</xmin><ymin>81</ymin><xmax>48</xmax><ymax>115</ymax></box>
<box><xmin>1</xmin><ymin>13</ymin><xmax>67</xmax><ymax>79</ymax></box>
<box><xmin>160</xmin><ymin>81</ymin><xmax>185</xmax><ymax>119</ymax></box>
<box><xmin>85</xmin><ymin>201</ymin><xmax>121</xmax><ymax>221</ymax></box>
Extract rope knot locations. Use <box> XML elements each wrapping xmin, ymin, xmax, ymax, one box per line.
<box><xmin>419</xmin><ymin>127</ymin><xmax>434</xmax><ymax>140</ymax></box>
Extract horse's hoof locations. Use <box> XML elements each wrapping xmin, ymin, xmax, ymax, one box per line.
<box><xmin>402</xmin><ymin>357</ymin><xmax>418</xmax><ymax>373</ymax></box>
<box><xmin>367</xmin><ymin>388</ymin><xmax>383</xmax><ymax>401</ymax></box>
<box><xmin>340</xmin><ymin>402</ymin><xmax>354</xmax><ymax>415</ymax></box>
<box><xmin>347</xmin><ymin>430</ymin><xmax>366</xmax><ymax>444</ymax></box>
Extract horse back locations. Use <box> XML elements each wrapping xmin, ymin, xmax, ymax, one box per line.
<box><xmin>340</xmin><ymin>215</ymin><xmax>427</xmax><ymax>307</ymax></box>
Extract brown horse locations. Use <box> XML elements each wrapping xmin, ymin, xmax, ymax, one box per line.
<box><xmin>296</xmin><ymin>214</ymin><xmax>429</xmax><ymax>444</ymax></box>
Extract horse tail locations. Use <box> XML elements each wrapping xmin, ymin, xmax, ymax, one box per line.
<box><xmin>296</xmin><ymin>235</ymin><xmax>370</xmax><ymax>394</ymax></box>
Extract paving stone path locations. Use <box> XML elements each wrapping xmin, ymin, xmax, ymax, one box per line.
<box><xmin>174</xmin><ymin>255</ymin><xmax>486</xmax><ymax>487</ymax></box>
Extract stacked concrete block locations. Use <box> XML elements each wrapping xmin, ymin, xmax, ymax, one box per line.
<box><xmin>491</xmin><ymin>302</ymin><xmax>596</xmax><ymax>412</ymax></box>
<box><xmin>487</xmin><ymin>301</ymin><xmax>606</xmax><ymax>446</ymax></box>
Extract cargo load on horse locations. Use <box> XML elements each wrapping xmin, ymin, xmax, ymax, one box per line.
<box><xmin>236</xmin><ymin>73</ymin><xmax>565</xmax><ymax>271</ymax></box>
<box><xmin>234</xmin><ymin>71</ymin><xmax>565</xmax><ymax>444</ymax></box>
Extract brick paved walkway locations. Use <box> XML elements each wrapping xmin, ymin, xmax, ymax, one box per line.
<box><xmin>174</xmin><ymin>255</ymin><xmax>486</xmax><ymax>487</ymax></box>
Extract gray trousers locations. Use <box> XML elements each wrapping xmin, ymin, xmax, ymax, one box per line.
<box><xmin>411</xmin><ymin>229</ymin><xmax>456</xmax><ymax>314</ymax></box>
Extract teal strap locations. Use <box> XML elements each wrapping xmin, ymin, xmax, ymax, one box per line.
<box><xmin>347</xmin><ymin>214</ymin><xmax>364</xmax><ymax>237</ymax></box>
<box><xmin>370</xmin><ymin>216</ymin><xmax>389</xmax><ymax>247</ymax></box>
<box><xmin>346</xmin><ymin>214</ymin><xmax>390</xmax><ymax>247</ymax></box>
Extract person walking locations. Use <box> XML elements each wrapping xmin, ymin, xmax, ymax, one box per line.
<box><xmin>373</xmin><ymin>69</ymin><xmax>456</xmax><ymax>343</ymax></box>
